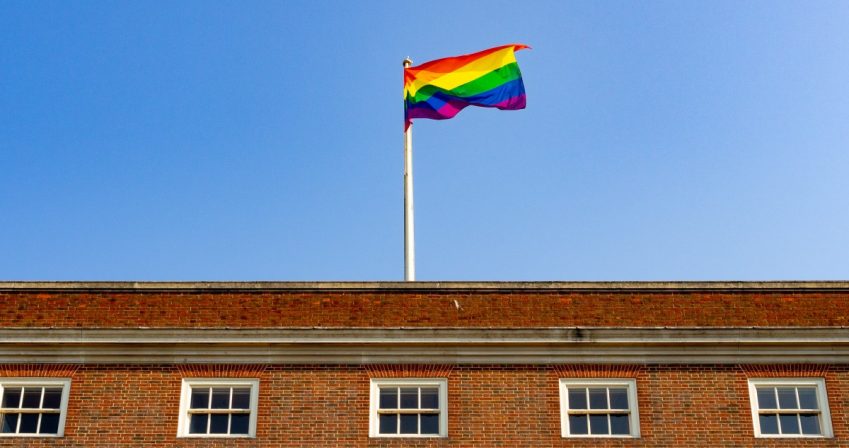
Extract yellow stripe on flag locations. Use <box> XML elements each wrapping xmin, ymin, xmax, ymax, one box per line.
<box><xmin>405</xmin><ymin>47</ymin><xmax>517</xmax><ymax>97</ymax></box>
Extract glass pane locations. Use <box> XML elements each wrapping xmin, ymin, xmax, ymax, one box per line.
<box><xmin>379</xmin><ymin>414</ymin><xmax>397</xmax><ymax>434</ymax></box>
<box><xmin>189</xmin><ymin>414</ymin><xmax>208</xmax><ymax>434</ymax></box>
<box><xmin>609</xmin><ymin>388</ymin><xmax>629</xmax><ymax>409</ymax></box>
<box><xmin>589</xmin><ymin>414</ymin><xmax>609</xmax><ymax>435</ymax></box>
<box><xmin>190</xmin><ymin>388</ymin><xmax>209</xmax><ymax>409</ymax></box>
<box><xmin>610</xmin><ymin>413</ymin><xmax>630</xmax><ymax>435</ymax></box>
<box><xmin>800</xmin><ymin>413</ymin><xmax>821</xmax><ymax>435</ymax></box>
<box><xmin>230</xmin><ymin>413</ymin><xmax>249</xmax><ymax>434</ymax></box>
<box><xmin>756</xmin><ymin>388</ymin><xmax>777</xmax><ymax>409</ymax></box>
<box><xmin>39</xmin><ymin>413</ymin><xmax>60</xmax><ymax>434</ymax></box>
<box><xmin>798</xmin><ymin>388</ymin><xmax>818</xmax><ymax>409</ymax></box>
<box><xmin>379</xmin><ymin>388</ymin><xmax>397</xmax><ymax>409</ymax></box>
<box><xmin>759</xmin><ymin>414</ymin><xmax>778</xmax><ymax>434</ymax></box>
<box><xmin>1</xmin><ymin>414</ymin><xmax>18</xmax><ymax>433</ymax></box>
<box><xmin>569</xmin><ymin>414</ymin><xmax>588</xmax><ymax>435</ymax></box>
<box><xmin>420</xmin><ymin>388</ymin><xmax>439</xmax><ymax>409</ymax></box>
<box><xmin>231</xmin><ymin>388</ymin><xmax>250</xmax><ymax>410</ymax></box>
<box><xmin>777</xmin><ymin>387</ymin><xmax>798</xmax><ymax>409</ymax></box>
<box><xmin>400</xmin><ymin>388</ymin><xmax>418</xmax><ymax>409</ymax></box>
<box><xmin>799</xmin><ymin>414</ymin><xmax>822</xmax><ymax>435</ymax></box>
<box><xmin>568</xmin><ymin>388</ymin><xmax>587</xmax><ymax>410</ymax></box>
<box><xmin>19</xmin><ymin>413</ymin><xmax>38</xmax><ymax>433</ymax></box>
<box><xmin>42</xmin><ymin>388</ymin><xmax>62</xmax><ymax>409</ymax></box>
<box><xmin>21</xmin><ymin>388</ymin><xmax>42</xmax><ymax>408</ymax></box>
<box><xmin>211</xmin><ymin>388</ymin><xmax>231</xmax><ymax>409</ymax></box>
<box><xmin>399</xmin><ymin>414</ymin><xmax>417</xmax><ymax>434</ymax></box>
<box><xmin>209</xmin><ymin>413</ymin><xmax>229</xmax><ymax>434</ymax></box>
<box><xmin>589</xmin><ymin>388</ymin><xmax>608</xmax><ymax>409</ymax></box>
<box><xmin>421</xmin><ymin>413</ymin><xmax>439</xmax><ymax>434</ymax></box>
<box><xmin>778</xmin><ymin>413</ymin><xmax>800</xmax><ymax>434</ymax></box>
<box><xmin>2</xmin><ymin>388</ymin><xmax>22</xmax><ymax>408</ymax></box>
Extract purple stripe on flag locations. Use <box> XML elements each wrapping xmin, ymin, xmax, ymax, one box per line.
<box><xmin>493</xmin><ymin>93</ymin><xmax>526</xmax><ymax>110</ymax></box>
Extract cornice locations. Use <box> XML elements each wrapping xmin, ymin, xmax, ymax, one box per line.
<box><xmin>2</xmin><ymin>327</ymin><xmax>847</xmax><ymax>364</ymax></box>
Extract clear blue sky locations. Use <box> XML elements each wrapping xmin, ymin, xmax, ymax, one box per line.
<box><xmin>2</xmin><ymin>1</ymin><xmax>848</xmax><ymax>281</ymax></box>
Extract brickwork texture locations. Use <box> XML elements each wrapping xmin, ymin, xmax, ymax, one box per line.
<box><xmin>2</xmin><ymin>289</ymin><xmax>848</xmax><ymax>328</ymax></box>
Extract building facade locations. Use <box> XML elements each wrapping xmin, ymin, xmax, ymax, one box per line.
<box><xmin>0</xmin><ymin>281</ymin><xmax>847</xmax><ymax>446</ymax></box>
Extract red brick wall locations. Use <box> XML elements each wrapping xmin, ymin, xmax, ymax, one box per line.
<box><xmin>2</xmin><ymin>290</ymin><xmax>848</xmax><ymax>328</ymax></box>
<box><xmin>0</xmin><ymin>364</ymin><xmax>846</xmax><ymax>447</ymax></box>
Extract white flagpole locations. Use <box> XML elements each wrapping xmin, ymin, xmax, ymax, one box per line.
<box><xmin>403</xmin><ymin>57</ymin><xmax>415</xmax><ymax>281</ymax></box>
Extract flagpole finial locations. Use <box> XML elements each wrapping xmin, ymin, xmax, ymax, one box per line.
<box><xmin>403</xmin><ymin>57</ymin><xmax>412</xmax><ymax>67</ymax></box>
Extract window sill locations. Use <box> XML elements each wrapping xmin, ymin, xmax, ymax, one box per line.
<box><xmin>177</xmin><ymin>434</ymin><xmax>255</xmax><ymax>438</ymax></box>
<box><xmin>563</xmin><ymin>435</ymin><xmax>639</xmax><ymax>438</ymax></box>
<box><xmin>0</xmin><ymin>434</ymin><xmax>63</xmax><ymax>438</ymax></box>
<box><xmin>754</xmin><ymin>435</ymin><xmax>831</xmax><ymax>439</ymax></box>
<box><xmin>370</xmin><ymin>435</ymin><xmax>447</xmax><ymax>439</ymax></box>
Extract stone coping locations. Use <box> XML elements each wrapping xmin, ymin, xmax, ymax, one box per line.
<box><xmin>0</xmin><ymin>281</ymin><xmax>848</xmax><ymax>292</ymax></box>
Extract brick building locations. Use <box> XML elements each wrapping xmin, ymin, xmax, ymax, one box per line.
<box><xmin>0</xmin><ymin>281</ymin><xmax>848</xmax><ymax>446</ymax></box>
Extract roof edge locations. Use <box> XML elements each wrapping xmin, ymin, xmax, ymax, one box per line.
<box><xmin>0</xmin><ymin>281</ymin><xmax>848</xmax><ymax>292</ymax></box>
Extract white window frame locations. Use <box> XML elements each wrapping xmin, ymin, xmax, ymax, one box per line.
<box><xmin>559</xmin><ymin>378</ymin><xmax>640</xmax><ymax>438</ymax></box>
<box><xmin>0</xmin><ymin>378</ymin><xmax>71</xmax><ymax>438</ymax></box>
<box><xmin>369</xmin><ymin>378</ymin><xmax>448</xmax><ymax>438</ymax></box>
<box><xmin>747</xmin><ymin>378</ymin><xmax>832</xmax><ymax>438</ymax></box>
<box><xmin>177</xmin><ymin>378</ymin><xmax>259</xmax><ymax>438</ymax></box>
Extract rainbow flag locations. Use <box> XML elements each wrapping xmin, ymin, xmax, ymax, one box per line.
<box><xmin>404</xmin><ymin>44</ymin><xmax>529</xmax><ymax>130</ymax></box>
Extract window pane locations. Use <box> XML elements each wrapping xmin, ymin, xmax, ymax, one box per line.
<box><xmin>420</xmin><ymin>388</ymin><xmax>439</xmax><ymax>409</ymax></box>
<box><xmin>609</xmin><ymin>388</ymin><xmax>629</xmax><ymax>409</ymax></box>
<box><xmin>379</xmin><ymin>414</ymin><xmax>397</xmax><ymax>434</ymax></box>
<box><xmin>19</xmin><ymin>413</ymin><xmax>38</xmax><ymax>433</ymax></box>
<box><xmin>42</xmin><ymin>388</ymin><xmax>62</xmax><ymax>409</ymax></box>
<box><xmin>190</xmin><ymin>388</ymin><xmax>209</xmax><ymax>409</ymax></box>
<box><xmin>39</xmin><ymin>413</ymin><xmax>60</xmax><ymax>434</ymax></box>
<box><xmin>798</xmin><ymin>388</ymin><xmax>818</xmax><ymax>409</ymax></box>
<box><xmin>1</xmin><ymin>414</ymin><xmax>18</xmax><ymax>433</ymax></box>
<box><xmin>777</xmin><ymin>387</ymin><xmax>798</xmax><ymax>409</ymax></box>
<box><xmin>230</xmin><ymin>413</ymin><xmax>249</xmax><ymax>435</ymax></box>
<box><xmin>21</xmin><ymin>388</ymin><xmax>42</xmax><ymax>408</ymax></box>
<box><xmin>589</xmin><ymin>414</ymin><xmax>609</xmax><ymax>435</ymax></box>
<box><xmin>421</xmin><ymin>413</ymin><xmax>439</xmax><ymax>434</ymax></box>
<box><xmin>189</xmin><ymin>414</ymin><xmax>208</xmax><ymax>434</ymax></box>
<box><xmin>231</xmin><ymin>388</ymin><xmax>251</xmax><ymax>410</ymax></box>
<box><xmin>569</xmin><ymin>415</ymin><xmax>588</xmax><ymax>435</ymax></box>
<box><xmin>610</xmin><ymin>413</ymin><xmax>630</xmax><ymax>435</ymax></box>
<box><xmin>400</xmin><ymin>388</ymin><xmax>418</xmax><ymax>409</ymax></box>
<box><xmin>759</xmin><ymin>414</ymin><xmax>778</xmax><ymax>434</ymax></box>
<box><xmin>756</xmin><ymin>388</ymin><xmax>777</xmax><ymax>409</ymax></box>
<box><xmin>211</xmin><ymin>388</ymin><xmax>231</xmax><ymax>409</ymax></box>
<box><xmin>568</xmin><ymin>388</ymin><xmax>587</xmax><ymax>409</ymax></box>
<box><xmin>589</xmin><ymin>388</ymin><xmax>608</xmax><ymax>409</ymax></box>
<box><xmin>778</xmin><ymin>414</ymin><xmax>800</xmax><ymax>434</ymax></box>
<box><xmin>399</xmin><ymin>414</ymin><xmax>417</xmax><ymax>434</ymax></box>
<box><xmin>209</xmin><ymin>413</ymin><xmax>229</xmax><ymax>434</ymax></box>
<box><xmin>379</xmin><ymin>388</ymin><xmax>397</xmax><ymax>409</ymax></box>
<box><xmin>2</xmin><ymin>388</ymin><xmax>21</xmax><ymax>408</ymax></box>
<box><xmin>800</xmin><ymin>413</ymin><xmax>821</xmax><ymax>435</ymax></box>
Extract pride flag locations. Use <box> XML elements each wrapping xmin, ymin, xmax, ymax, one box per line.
<box><xmin>404</xmin><ymin>44</ymin><xmax>529</xmax><ymax>130</ymax></box>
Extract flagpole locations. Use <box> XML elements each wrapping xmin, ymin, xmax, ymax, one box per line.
<box><xmin>403</xmin><ymin>57</ymin><xmax>415</xmax><ymax>281</ymax></box>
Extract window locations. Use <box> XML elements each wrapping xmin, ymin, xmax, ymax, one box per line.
<box><xmin>369</xmin><ymin>378</ymin><xmax>447</xmax><ymax>437</ymax></box>
<box><xmin>559</xmin><ymin>379</ymin><xmax>640</xmax><ymax>437</ymax></box>
<box><xmin>748</xmin><ymin>378</ymin><xmax>832</xmax><ymax>437</ymax></box>
<box><xmin>0</xmin><ymin>378</ymin><xmax>71</xmax><ymax>437</ymax></box>
<box><xmin>177</xmin><ymin>379</ymin><xmax>259</xmax><ymax>438</ymax></box>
